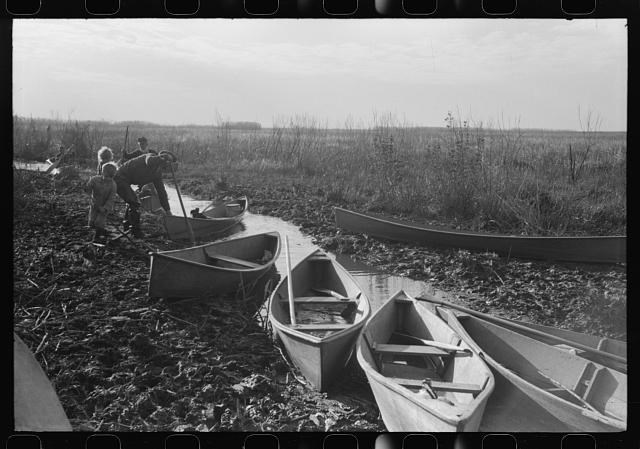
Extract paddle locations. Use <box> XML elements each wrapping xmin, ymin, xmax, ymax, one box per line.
<box><xmin>415</xmin><ymin>295</ymin><xmax>627</xmax><ymax>367</ymax></box>
<box><xmin>168</xmin><ymin>162</ymin><xmax>195</xmax><ymax>244</ymax></box>
<box><xmin>311</xmin><ymin>287</ymin><xmax>360</xmax><ymax>301</ymax></box>
<box><xmin>392</xmin><ymin>332</ymin><xmax>472</xmax><ymax>355</ymax></box>
<box><xmin>285</xmin><ymin>236</ymin><xmax>297</xmax><ymax>326</ymax></box>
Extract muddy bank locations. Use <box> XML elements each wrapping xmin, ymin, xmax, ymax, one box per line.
<box><xmin>179</xmin><ymin>170</ymin><xmax>626</xmax><ymax>340</ymax></box>
<box><xmin>13</xmin><ymin>169</ymin><xmax>383</xmax><ymax>432</ymax></box>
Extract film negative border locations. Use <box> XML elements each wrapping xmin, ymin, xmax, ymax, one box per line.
<box><xmin>1</xmin><ymin>0</ymin><xmax>638</xmax><ymax>18</ymax></box>
<box><xmin>3</xmin><ymin>431</ymin><xmax>637</xmax><ymax>448</ymax></box>
<box><xmin>3</xmin><ymin>0</ymin><xmax>637</xmax><ymax>448</ymax></box>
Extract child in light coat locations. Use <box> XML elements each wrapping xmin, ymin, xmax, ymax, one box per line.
<box><xmin>96</xmin><ymin>146</ymin><xmax>115</xmax><ymax>174</ymax></box>
<box><xmin>87</xmin><ymin>162</ymin><xmax>118</xmax><ymax>242</ymax></box>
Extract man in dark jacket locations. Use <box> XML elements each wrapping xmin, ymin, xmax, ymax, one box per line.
<box><xmin>122</xmin><ymin>136</ymin><xmax>157</xmax><ymax>162</ymax></box>
<box><xmin>114</xmin><ymin>151</ymin><xmax>176</xmax><ymax>237</ymax></box>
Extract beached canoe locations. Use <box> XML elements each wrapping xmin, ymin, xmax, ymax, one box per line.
<box><xmin>356</xmin><ymin>290</ymin><xmax>494</xmax><ymax>432</ymax></box>
<box><xmin>14</xmin><ymin>334</ymin><xmax>72</xmax><ymax>431</ymax></box>
<box><xmin>499</xmin><ymin>316</ymin><xmax>626</xmax><ymax>372</ymax></box>
<box><xmin>436</xmin><ymin>307</ymin><xmax>626</xmax><ymax>432</ymax></box>
<box><xmin>163</xmin><ymin>196</ymin><xmax>248</xmax><ymax>240</ymax></box>
<box><xmin>334</xmin><ymin>207</ymin><xmax>626</xmax><ymax>264</ymax></box>
<box><xmin>148</xmin><ymin>231</ymin><xmax>280</xmax><ymax>298</ymax></box>
<box><xmin>268</xmin><ymin>250</ymin><xmax>371</xmax><ymax>391</ymax></box>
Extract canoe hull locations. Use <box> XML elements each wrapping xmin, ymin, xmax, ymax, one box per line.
<box><xmin>334</xmin><ymin>207</ymin><xmax>626</xmax><ymax>264</ymax></box>
<box><xmin>148</xmin><ymin>232</ymin><xmax>280</xmax><ymax>298</ymax></box>
<box><xmin>14</xmin><ymin>334</ymin><xmax>72</xmax><ymax>431</ymax></box>
<box><xmin>272</xmin><ymin>319</ymin><xmax>365</xmax><ymax>391</ymax></box>
<box><xmin>268</xmin><ymin>250</ymin><xmax>371</xmax><ymax>391</ymax></box>
<box><xmin>438</xmin><ymin>308</ymin><xmax>626</xmax><ymax>432</ymax></box>
<box><xmin>356</xmin><ymin>291</ymin><xmax>494</xmax><ymax>432</ymax></box>
<box><xmin>164</xmin><ymin>197</ymin><xmax>248</xmax><ymax>240</ymax></box>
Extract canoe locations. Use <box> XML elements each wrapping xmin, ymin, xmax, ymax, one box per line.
<box><xmin>163</xmin><ymin>196</ymin><xmax>248</xmax><ymax>240</ymax></box>
<box><xmin>356</xmin><ymin>290</ymin><xmax>494</xmax><ymax>432</ymax></box>
<box><xmin>436</xmin><ymin>307</ymin><xmax>626</xmax><ymax>432</ymax></box>
<box><xmin>148</xmin><ymin>231</ymin><xmax>280</xmax><ymax>298</ymax></box>
<box><xmin>268</xmin><ymin>250</ymin><xmax>371</xmax><ymax>391</ymax></box>
<box><xmin>499</xmin><ymin>316</ymin><xmax>626</xmax><ymax>372</ymax></box>
<box><xmin>14</xmin><ymin>334</ymin><xmax>72</xmax><ymax>431</ymax></box>
<box><xmin>334</xmin><ymin>207</ymin><xmax>626</xmax><ymax>264</ymax></box>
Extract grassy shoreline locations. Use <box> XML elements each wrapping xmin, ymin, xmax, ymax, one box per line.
<box><xmin>14</xmin><ymin>115</ymin><xmax>626</xmax><ymax>237</ymax></box>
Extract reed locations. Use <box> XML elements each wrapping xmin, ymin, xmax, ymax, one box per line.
<box><xmin>13</xmin><ymin>113</ymin><xmax>626</xmax><ymax>236</ymax></box>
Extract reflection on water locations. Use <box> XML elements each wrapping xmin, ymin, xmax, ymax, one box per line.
<box><xmin>15</xmin><ymin>161</ymin><xmax>432</xmax><ymax>310</ymax></box>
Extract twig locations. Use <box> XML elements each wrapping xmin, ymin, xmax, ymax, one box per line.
<box><xmin>274</xmin><ymin>343</ymin><xmax>307</xmax><ymax>386</ymax></box>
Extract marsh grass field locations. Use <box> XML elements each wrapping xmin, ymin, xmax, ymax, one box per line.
<box><xmin>14</xmin><ymin>114</ymin><xmax>626</xmax><ymax>237</ymax></box>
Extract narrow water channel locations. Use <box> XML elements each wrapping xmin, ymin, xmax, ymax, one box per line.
<box><xmin>14</xmin><ymin>161</ymin><xmax>431</xmax><ymax>310</ymax></box>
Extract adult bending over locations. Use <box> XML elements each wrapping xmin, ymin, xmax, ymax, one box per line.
<box><xmin>114</xmin><ymin>151</ymin><xmax>177</xmax><ymax>237</ymax></box>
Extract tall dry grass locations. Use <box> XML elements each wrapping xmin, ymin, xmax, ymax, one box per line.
<box><xmin>13</xmin><ymin>114</ymin><xmax>626</xmax><ymax>235</ymax></box>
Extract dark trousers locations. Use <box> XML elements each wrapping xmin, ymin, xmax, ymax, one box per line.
<box><xmin>114</xmin><ymin>177</ymin><xmax>141</xmax><ymax>230</ymax></box>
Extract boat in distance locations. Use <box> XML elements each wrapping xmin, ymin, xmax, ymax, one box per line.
<box><xmin>268</xmin><ymin>249</ymin><xmax>371</xmax><ymax>392</ymax></box>
<box><xmin>356</xmin><ymin>290</ymin><xmax>494</xmax><ymax>432</ymax></box>
<box><xmin>14</xmin><ymin>334</ymin><xmax>72</xmax><ymax>431</ymax></box>
<box><xmin>434</xmin><ymin>306</ymin><xmax>626</xmax><ymax>432</ymax></box>
<box><xmin>148</xmin><ymin>231</ymin><xmax>280</xmax><ymax>299</ymax></box>
<box><xmin>334</xmin><ymin>207</ymin><xmax>626</xmax><ymax>264</ymax></box>
<box><xmin>164</xmin><ymin>196</ymin><xmax>248</xmax><ymax>240</ymax></box>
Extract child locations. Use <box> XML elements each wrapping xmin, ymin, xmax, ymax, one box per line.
<box><xmin>96</xmin><ymin>146</ymin><xmax>115</xmax><ymax>174</ymax></box>
<box><xmin>87</xmin><ymin>162</ymin><xmax>118</xmax><ymax>242</ymax></box>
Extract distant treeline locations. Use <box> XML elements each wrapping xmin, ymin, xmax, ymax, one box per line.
<box><xmin>218</xmin><ymin>122</ymin><xmax>262</xmax><ymax>130</ymax></box>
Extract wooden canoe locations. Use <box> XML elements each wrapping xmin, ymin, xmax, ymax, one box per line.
<box><xmin>148</xmin><ymin>231</ymin><xmax>280</xmax><ymax>298</ymax></box>
<box><xmin>268</xmin><ymin>250</ymin><xmax>371</xmax><ymax>391</ymax></box>
<box><xmin>163</xmin><ymin>196</ymin><xmax>248</xmax><ymax>240</ymax></box>
<box><xmin>334</xmin><ymin>207</ymin><xmax>626</xmax><ymax>264</ymax></box>
<box><xmin>14</xmin><ymin>334</ymin><xmax>72</xmax><ymax>431</ymax></box>
<box><xmin>436</xmin><ymin>308</ymin><xmax>626</xmax><ymax>432</ymax></box>
<box><xmin>356</xmin><ymin>290</ymin><xmax>494</xmax><ymax>432</ymax></box>
<box><xmin>498</xmin><ymin>316</ymin><xmax>626</xmax><ymax>372</ymax></box>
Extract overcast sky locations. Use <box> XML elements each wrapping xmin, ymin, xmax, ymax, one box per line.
<box><xmin>13</xmin><ymin>19</ymin><xmax>627</xmax><ymax>131</ymax></box>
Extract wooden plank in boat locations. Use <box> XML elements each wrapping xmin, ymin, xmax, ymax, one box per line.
<box><xmin>204</xmin><ymin>252</ymin><xmax>261</xmax><ymax>268</ymax></box>
<box><xmin>390</xmin><ymin>377</ymin><xmax>483</xmax><ymax>395</ymax></box>
<box><xmin>291</xmin><ymin>323</ymin><xmax>351</xmax><ymax>331</ymax></box>
<box><xmin>280</xmin><ymin>296</ymin><xmax>358</xmax><ymax>305</ymax></box>
<box><xmin>374</xmin><ymin>343</ymin><xmax>464</xmax><ymax>357</ymax></box>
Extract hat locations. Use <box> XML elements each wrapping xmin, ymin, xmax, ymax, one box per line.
<box><xmin>137</xmin><ymin>137</ymin><xmax>148</xmax><ymax>144</ymax></box>
<box><xmin>159</xmin><ymin>150</ymin><xmax>178</xmax><ymax>163</ymax></box>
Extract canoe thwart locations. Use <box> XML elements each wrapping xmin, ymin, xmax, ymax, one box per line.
<box><xmin>373</xmin><ymin>343</ymin><xmax>471</xmax><ymax>357</ymax></box>
<box><xmin>391</xmin><ymin>377</ymin><xmax>483</xmax><ymax>395</ymax></box>
<box><xmin>203</xmin><ymin>251</ymin><xmax>261</xmax><ymax>268</ymax></box>
<box><xmin>290</xmin><ymin>323</ymin><xmax>351</xmax><ymax>331</ymax></box>
<box><xmin>281</xmin><ymin>296</ymin><xmax>358</xmax><ymax>305</ymax></box>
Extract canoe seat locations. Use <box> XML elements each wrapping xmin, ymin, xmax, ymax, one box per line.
<box><xmin>391</xmin><ymin>377</ymin><xmax>483</xmax><ymax>395</ymax></box>
<box><xmin>291</xmin><ymin>323</ymin><xmax>351</xmax><ymax>331</ymax></box>
<box><xmin>281</xmin><ymin>296</ymin><xmax>358</xmax><ymax>305</ymax></box>
<box><xmin>308</xmin><ymin>255</ymin><xmax>331</xmax><ymax>262</ymax></box>
<box><xmin>203</xmin><ymin>250</ymin><xmax>261</xmax><ymax>268</ymax></box>
<box><xmin>373</xmin><ymin>343</ymin><xmax>469</xmax><ymax>357</ymax></box>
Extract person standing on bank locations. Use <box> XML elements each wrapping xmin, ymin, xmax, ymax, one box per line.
<box><xmin>121</xmin><ymin>136</ymin><xmax>157</xmax><ymax>162</ymax></box>
<box><xmin>114</xmin><ymin>151</ymin><xmax>176</xmax><ymax>238</ymax></box>
<box><xmin>87</xmin><ymin>162</ymin><xmax>118</xmax><ymax>242</ymax></box>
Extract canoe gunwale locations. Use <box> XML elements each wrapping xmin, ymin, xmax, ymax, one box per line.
<box><xmin>335</xmin><ymin>207</ymin><xmax>626</xmax><ymax>240</ymax></box>
<box><xmin>268</xmin><ymin>250</ymin><xmax>372</xmax><ymax>344</ymax></box>
<box><xmin>150</xmin><ymin>231</ymin><xmax>281</xmax><ymax>274</ymax></box>
<box><xmin>334</xmin><ymin>207</ymin><xmax>626</xmax><ymax>264</ymax></box>
<box><xmin>356</xmin><ymin>290</ymin><xmax>495</xmax><ymax>428</ymax></box>
<box><xmin>163</xmin><ymin>196</ymin><xmax>249</xmax><ymax>239</ymax></box>
<box><xmin>441</xmin><ymin>309</ymin><xmax>626</xmax><ymax>431</ymax></box>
